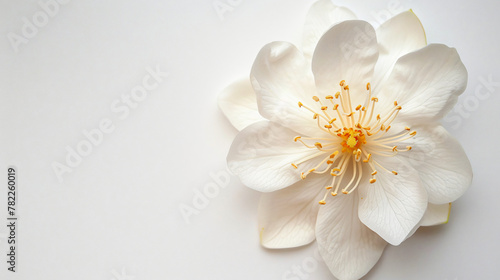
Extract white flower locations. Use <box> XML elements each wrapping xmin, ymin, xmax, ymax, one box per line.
<box><xmin>218</xmin><ymin>1</ymin><xmax>472</xmax><ymax>279</ymax></box>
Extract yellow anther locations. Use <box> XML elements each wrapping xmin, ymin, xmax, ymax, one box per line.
<box><xmin>333</xmin><ymin>104</ymin><xmax>339</xmax><ymax>109</ymax></box>
<box><xmin>291</xmin><ymin>163</ymin><xmax>298</xmax><ymax>169</ymax></box>
<box><xmin>335</xmin><ymin>92</ymin><xmax>340</xmax><ymax>99</ymax></box>
<box><xmin>355</xmin><ymin>123</ymin><xmax>362</xmax><ymax>128</ymax></box>
<box><xmin>376</xmin><ymin>114</ymin><xmax>381</xmax><ymax>120</ymax></box>
<box><xmin>394</xmin><ymin>101</ymin><xmax>398</xmax><ymax>106</ymax></box>
<box><xmin>312</xmin><ymin>96</ymin><xmax>320</xmax><ymax>102</ymax></box>
<box><xmin>294</xmin><ymin>136</ymin><xmax>301</xmax><ymax>142</ymax></box>
<box><xmin>325</xmin><ymin>95</ymin><xmax>333</xmax><ymax>99</ymax></box>
<box><xmin>331</xmin><ymin>168</ymin><xmax>340</xmax><ymax>176</ymax></box>
<box><xmin>366</xmin><ymin>83</ymin><xmax>371</xmax><ymax>90</ymax></box>
<box><xmin>298</xmin><ymin>101</ymin><xmax>303</xmax><ymax>107</ymax></box>
<box><xmin>325</xmin><ymin>186</ymin><xmax>333</xmax><ymax>190</ymax></box>
<box><xmin>326</xmin><ymin>160</ymin><xmax>333</xmax><ymax>164</ymax></box>
<box><xmin>308</xmin><ymin>168</ymin><xmax>315</xmax><ymax>173</ymax></box>
<box><xmin>331</xmin><ymin>192</ymin><xmax>337</xmax><ymax>196</ymax></box>
<box><xmin>385</xmin><ymin>125</ymin><xmax>391</xmax><ymax>132</ymax></box>
<box><xmin>342</xmin><ymin>190</ymin><xmax>348</xmax><ymax>194</ymax></box>
<box><xmin>355</xmin><ymin>149</ymin><xmax>361</xmax><ymax>161</ymax></box>
<box><xmin>321</xmin><ymin>106</ymin><xmax>328</xmax><ymax>110</ymax></box>
<box><xmin>356</xmin><ymin>105</ymin><xmax>362</xmax><ymax>110</ymax></box>
<box><xmin>396</xmin><ymin>106</ymin><xmax>402</xmax><ymax>110</ymax></box>
<box><xmin>313</xmin><ymin>113</ymin><xmax>319</xmax><ymax>119</ymax></box>
<box><xmin>371</xmin><ymin>97</ymin><xmax>378</xmax><ymax>102</ymax></box>
<box><xmin>314</xmin><ymin>142</ymin><xmax>323</xmax><ymax>149</ymax></box>
<box><xmin>344</xmin><ymin>85</ymin><xmax>349</xmax><ymax>90</ymax></box>
<box><xmin>371</xmin><ymin>171</ymin><xmax>377</xmax><ymax>175</ymax></box>
<box><xmin>301</xmin><ymin>173</ymin><xmax>306</xmax><ymax>179</ymax></box>
<box><xmin>410</xmin><ymin>131</ymin><xmax>417</xmax><ymax>136</ymax></box>
<box><xmin>392</xmin><ymin>146</ymin><xmax>398</xmax><ymax>152</ymax></box>
<box><xmin>405</xmin><ymin>126</ymin><xmax>411</xmax><ymax>131</ymax></box>
<box><xmin>406</xmin><ymin>146</ymin><xmax>412</xmax><ymax>150</ymax></box>
<box><xmin>392</xmin><ymin>171</ymin><xmax>398</xmax><ymax>175</ymax></box>
<box><xmin>329</xmin><ymin>118</ymin><xmax>336</xmax><ymax>124</ymax></box>
<box><xmin>370</xmin><ymin>178</ymin><xmax>376</xmax><ymax>184</ymax></box>
<box><xmin>362</xmin><ymin>106</ymin><xmax>366</xmax><ymax>111</ymax></box>
<box><xmin>340</xmin><ymin>80</ymin><xmax>345</xmax><ymax>86</ymax></box>
<box><xmin>318</xmin><ymin>200</ymin><xmax>326</xmax><ymax>205</ymax></box>
<box><xmin>363</xmin><ymin>153</ymin><xmax>372</xmax><ymax>163</ymax></box>
<box><xmin>324</xmin><ymin>124</ymin><xmax>333</xmax><ymax>129</ymax></box>
<box><xmin>330</xmin><ymin>151</ymin><xmax>339</xmax><ymax>158</ymax></box>
<box><xmin>381</xmin><ymin>124</ymin><xmax>386</xmax><ymax>131</ymax></box>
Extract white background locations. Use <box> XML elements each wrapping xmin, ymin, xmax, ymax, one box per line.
<box><xmin>0</xmin><ymin>0</ymin><xmax>498</xmax><ymax>279</ymax></box>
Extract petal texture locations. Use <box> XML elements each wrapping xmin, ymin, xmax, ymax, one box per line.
<box><xmin>312</xmin><ymin>20</ymin><xmax>379</xmax><ymax>104</ymax></box>
<box><xmin>258</xmin><ymin>174</ymin><xmax>328</xmax><ymax>248</ymax></box>
<box><xmin>420</xmin><ymin>203</ymin><xmax>451</xmax><ymax>226</ymax></box>
<box><xmin>358</xmin><ymin>156</ymin><xmax>427</xmax><ymax>246</ymax></box>
<box><xmin>372</xmin><ymin>10</ymin><xmax>427</xmax><ymax>91</ymax></box>
<box><xmin>302</xmin><ymin>0</ymin><xmax>356</xmax><ymax>59</ymax></box>
<box><xmin>251</xmin><ymin>41</ymin><xmax>325</xmax><ymax>137</ymax></box>
<box><xmin>377</xmin><ymin>44</ymin><xmax>467</xmax><ymax>123</ymax></box>
<box><xmin>218</xmin><ymin>78</ymin><xmax>265</xmax><ymax>131</ymax></box>
<box><xmin>316</xmin><ymin>192</ymin><xmax>386</xmax><ymax>280</ymax></box>
<box><xmin>399</xmin><ymin>124</ymin><xmax>472</xmax><ymax>204</ymax></box>
<box><xmin>227</xmin><ymin>121</ymin><xmax>322</xmax><ymax>192</ymax></box>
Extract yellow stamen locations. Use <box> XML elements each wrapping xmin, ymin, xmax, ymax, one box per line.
<box><xmin>290</xmin><ymin>80</ymin><xmax>414</xmax><ymax>204</ymax></box>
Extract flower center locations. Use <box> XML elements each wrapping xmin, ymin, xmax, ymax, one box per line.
<box><xmin>340</xmin><ymin>128</ymin><xmax>365</xmax><ymax>152</ymax></box>
<box><xmin>292</xmin><ymin>80</ymin><xmax>416</xmax><ymax>205</ymax></box>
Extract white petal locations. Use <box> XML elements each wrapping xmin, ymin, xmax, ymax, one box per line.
<box><xmin>372</xmin><ymin>10</ymin><xmax>426</xmax><ymax>92</ymax></box>
<box><xmin>420</xmin><ymin>203</ymin><xmax>451</xmax><ymax>226</ymax></box>
<box><xmin>405</xmin><ymin>203</ymin><xmax>451</xmax><ymax>241</ymax></box>
<box><xmin>302</xmin><ymin>0</ymin><xmax>356</xmax><ymax>59</ymax></box>
<box><xmin>358</xmin><ymin>156</ymin><xmax>428</xmax><ymax>246</ymax></box>
<box><xmin>251</xmin><ymin>41</ymin><xmax>326</xmax><ymax>137</ymax></box>
<box><xmin>398</xmin><ymin>124</ymin><xmax>472</xmax><ymax>204</ymax></box>
<box><xmin>316</xmin><ymin>192</ymin><xmax>386</xmax><ymax>280</ymax></box>
<box><xmin>258</xmin><ymin>174</ymin><xmax>329</xmax><ymax>248</ymax></box>
<box><xmin>377</xmin><ymin>44</ymin><xmax>467</xmax><ymax>123</ymax></box>
<box><xmin>404</xmin><ymin>222</ymin><xmax>421</xmax><ymax>242</ymax></box>
<box><xmin>312</xmin><ymin>20</ymin><xmax>379</xmax><ymax>104</ymax></box>
<box><xmin>227</xmin><ymin>121</ymin><xmax>324</xmax><ymax>192</ymax></box>
<box><xmin>218</xmin><ymin>78</ymin><xmax>265</xmax><ymax>131</ymax></box>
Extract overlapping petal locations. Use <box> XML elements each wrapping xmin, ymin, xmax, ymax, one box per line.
<box><xmin>398</xmin><ymin>124</ymin><xmax>472</xmax><ymax>204</ymax></box>
<box><xmin>372</xmin><ymin>10</ymin><xmax>427</xmax><ymax>92</ymax></box>
<box><xmin>420</xmin><ymin>203</ymin><xmax>451</xmax><ymax>226</ymax></box>
<box><xmin>302</xmin><ymin>0</ymin><xmax>356</xmax><ymax>59</ymax></box>
<box><xmin>358</xmin><ymin>156</ymin><xmax>428</xmax><ymax>245</ymax></box>
<box><xmin>404</xmin><ymin>203</ymin><xmax>451</xmax><ymax>241</ymax></box>
<box><xmin>312</xmin><ymin>20</ymin><xmax>379</xmax><ymax>104</ymax></box>
<box><xmin>316</xmin><ymin>192</ymin><xmax>387</xmax><ymax>280</ymax></box>
<box><xmin>218</xmin><ymin>78</ymin><xmax>265</xmax><ymax>131</ymax></box>
<box><xmin>377</xmin><ymin>44</ymin><xmax>467</xmax><ymax>123</ymax></box>
<box><xmin>251</xmin><ymin>41</ymin><xmax>326</xmax><ymax>137</ymax></box>
<box><xmin>227</xmin><ymin>121</ymin><xmax>323</xmax><ymax>192</ymax></box>
<box><xmin>258</xmin><ymin>174</ymin><xmax>329</xmax><ymax>248</ymax></box>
